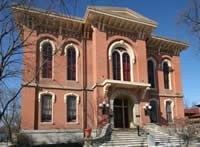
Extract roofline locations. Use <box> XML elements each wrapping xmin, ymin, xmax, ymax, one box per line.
<box><xmin>12</xmin><ymin>5</ymin><xmax>85</xmax><ymax>24</ymax></box>
<box><xmin>151</xmin><ymin>34</ymin><xmax>190</xmax><ymax>49</ymax></box>
<box><xmin>87</xmin><ymin>7</ymin><xmax>158</xmax><ymax>28</ymax></box>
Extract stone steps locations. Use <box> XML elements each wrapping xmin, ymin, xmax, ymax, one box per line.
<box><xmin>100</xmin><ymin>129</ymin><xmax>147</xmax><ymax>147</ymax></box>
<box><xmin>144</xmin><ymin>123</ymin><xmax>184</xmax><ymax>146</ymax></box>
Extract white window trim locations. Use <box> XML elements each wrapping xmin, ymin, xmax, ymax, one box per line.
<box><xmin>39</xmin><ymin>39</ymin><xmax>56</xmax><ymax>80</ymax></box>
<box><xmin>38</xmin><ymin>91</ymin><xmax>56</xmax><ymax>124</ymax></box>
<box><xmin>164</xmin><ymin>99</ymin><xmax>174</xmax><ymax>123</ymax></box>
<box><xmin>147</xmin><ymin>57</ymin><xmax>157</xmax><ymax>89</ymax></box>
<box><xmin>64</xmin><ymin>43</ymin><xmax>79</xmax><ymax>82</ymax></box>
<box><xmin>109</xmin><ymin>40</ymin><xmax>135</xmax><ymax>82</ymax></box>
<box><xmin>162</xmin><ymin>59</ymin><xmax>172</xmax><ymax>90</ymax></box>
<box><xmin>64</xmin><ymin>93</ymin><xmax>80</xmax><ymax>124</ymax></box>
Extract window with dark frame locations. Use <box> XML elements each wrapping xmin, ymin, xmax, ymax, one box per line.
<box><xmin>123</xmin><ymin>53</ymin><xmax>130</xmax><ymax>81</ymax></box>
<box><xmin>112</xmin><ymin>51</ymin><xmax>121</xmax><ymax>80</ymax></box>
<box><xmin>67</xmin><ymin>96</ymin><xmax>76</xmax><ymax>122</ymax></box>
<box><xmin>42</xmin><ymin>43</ymin><xmax>52</xmax><ymax>79</ymax></box>
<box><xmin>163</xmin><ymin>62</ymin><xmax>169</xmax><ymax>89</ymax></box>
<box><xmin>67</xmin><ymin>48</ymin><xmax>76</xmax><ymax>80</ymax></box>
<box><xmin>148</xmin><ymin>60</ymin><xmax>155</xmax><ymax>88</ymax></box>
<box><xmin>41</xmin><ymin>95</ymin><xmax>52</xmax><ymax>122</ymax></box>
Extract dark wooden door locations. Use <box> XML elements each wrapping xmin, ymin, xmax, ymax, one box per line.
<box><xmin>114</xmin><ymin>98</ymin><xmax>129</xmax><ymax>128</ymax></box>
<box><xmin>150</xmin><ymin>101</ymin><xmax>158</xmax><ymax>123</ymax></box>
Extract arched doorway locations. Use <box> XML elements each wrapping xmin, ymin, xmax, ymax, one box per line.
<box><xmin>109</xmin><ymin>89</ymin><xmax>139</xmax><ymax>128</ymax></box>
<box><xmin>114</xmin><ymin>97</ymin><xmax>129</xmax><ymax>128</ymax></box>
<box><xmin>150</xmin><ymin>100</ymin><xmax>158</xmax><ymax>123</ymax></box>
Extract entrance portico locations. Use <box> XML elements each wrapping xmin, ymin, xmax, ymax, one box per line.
<box><xmin>103</xmin><ymin>80</ymin><xmax>150</xmax><ymax>128</ymax></box>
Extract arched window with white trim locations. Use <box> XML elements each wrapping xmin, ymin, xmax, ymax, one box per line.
<box><xmin>108</xmin><ymin>40</ymin><xmax>135</xmax><ymax>82</ymax></box>
<box><xmin>38</xmin><ymin>91</ymin><xmax>56</xmax><ymax>123</ymax></box>
<box><xmin>67</xmin><ymin>96</ymin><xmax>76</xmax><ymax>122</ymax></box>
<box><xmin>67</xmin><ymin>47</ymin><xmax>76</xmax><ymax>80</ymax></box>
<box><xmin>64</xmin><ymin>43</ymin><xmax>79</xmax><ymax>81</ymax></box>
<box><xmin>111</xmin><ymin>47</ymin><xmax>131</xmax><ymax>81</ymax></box>
<box><xmin>39</xmin><ymin>39</ymin><xmax>55</xmax><ymax>79</ymax></box>
<box><xmin>162</xmin><ymin>59</ymin><xmax>172</xmax><ymax>90</ymax></box>
<box><xmin>166</xmin><ymin>101</ymin><xmax>172</xmax><ymax>122</ymax></box>
<box><xmin>42</xmin><ymin>43</ymin><xmax>53</xmax><ymax>78</ymax></box>
<box><xmin>41</xmin><ymin>95</ymin><xmax>52</xmax><ymax>122</ymax></box>
<box><xmin>164</xmin><ymin>99</ymin><xmax>174</xmax><ymax>123</ymax></box>
<box><xmin>147</xmin><ymin>58</ymin><xmax>156</xmax><ymax>88</ymax></box>
<box><xmin>64</xmin><ymin>93</ymin><xmax>79</xmax><ymax>123</ymax></box>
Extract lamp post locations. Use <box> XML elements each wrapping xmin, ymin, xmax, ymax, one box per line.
<box><xmin>99</xmin><ymin>100</ymin><xmax>110</xmax><ymax>114</ymax></box>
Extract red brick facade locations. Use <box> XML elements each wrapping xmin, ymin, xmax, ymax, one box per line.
<box><xmin>14</xmin><ymin>6</ymin><xmax>189</xmax><ymax>131</ymax></box>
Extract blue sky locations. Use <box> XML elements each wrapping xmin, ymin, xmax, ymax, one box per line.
<box><xmin>9</xmin><ymin>0</ymin><xmax>199</xmax><ymax>107</ymax></box>
<box><xmin>76</xmin><ymin>0</ymin><xmax>199</xmax><ymax>106</ymax></box>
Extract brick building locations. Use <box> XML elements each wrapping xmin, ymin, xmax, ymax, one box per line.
<box><xmin>13</xmin><ymin>6</ymin><xmax>189</xmax><ymax>144</ymax></box>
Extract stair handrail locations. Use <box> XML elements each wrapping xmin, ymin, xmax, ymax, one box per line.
<box><xmin>84</xmin><ymin>123</ymin><xmax>112</xmax><ymax>147</ymax></box>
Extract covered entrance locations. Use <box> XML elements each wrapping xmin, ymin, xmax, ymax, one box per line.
<box><xmin>114</xmin><ymin>97</ymin><xmax>129</xmax><ymax>128</ymax></box>
<box><xmin>103</xmin><ymin>80</ymin><xmax>150</xmax><ymax>128</ymax></box>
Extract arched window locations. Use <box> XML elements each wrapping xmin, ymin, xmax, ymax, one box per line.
<box><xmin>112</xmin><ymin>47</ymin><xmax>131</xmax><ymax>81</ymax></box>
<box><xmin>42</xmin><ymin>43</ymin><xmax>52</xmax><ymax>78</ymax></box>
<box><xmin>67</xmin><ymin>96</ymin><xmax>77</xmax><ymax>122</ymax></box>
<box><xmin>109</xmin><ymin>40</ymin><xmax>135</xmax><ymax>82</ymax></box>
<box><xmin>112</xmin><ymin>51</ymin><xmax>121</xmax><ymax>80</ymax></box>
<box><xmin>163</xmin><ymin>62</ymin><xmax>170</xmax><ymax>89</ymax></box>
<box><xmin>67</xmin><ymin>47</ymin><xmax>76</xmax><ymax>80</ymax></box>
<box><xmin>41</xmin><ymin>95</ymin><xmax>52</xmax><ymax>122</ymax></box>
<box><xmin>123</xmin><ymin>53</ymin><xmax>130</xmax><ymax>81</ymax></box>
<box><xmin>166</xmin><ymin>101</ymin><xmax>172</xmax><ymax>122</ymax></box>
<box><xmin>148</xmin><ymin>60</ymin><xmax>155</xmax><ymax>88</ymax></box>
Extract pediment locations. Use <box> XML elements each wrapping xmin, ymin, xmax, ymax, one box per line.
<box><xmin>87</xmin><ymin>6</ymin><xmax>158</xmax><ymax>27</ymax></box>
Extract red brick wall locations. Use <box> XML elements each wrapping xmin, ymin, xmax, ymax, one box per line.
<box><xmin>21</xmin><ymin>25</ymin><xmax>185</xmax><ymax>130</ymax></box>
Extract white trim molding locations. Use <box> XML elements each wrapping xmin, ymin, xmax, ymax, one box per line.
<box><xmin>162</xmin><ymin>59</ymin><xmax>172</xmax><ymax>90</ymax></box>
<box><xmin>64</xmin><ymin>43</ymin><xmax>80</xmax><ymax>57</ymax></box>
<box><xmin>38</xmin><ymin>91</ymin><xmax>56</xmax><ymax>124</ymax></box>
<box><xmin>164</xmin><ymin>99</ymin><xmax>174</xmax><ymax>122</ymax></box>
<box><xmin>64</xmin><ymin>93</ymin><xmax>80</xmax><ymax>104</ymax></box>
<box><xmin>108</xmin><ymin>40</ymin><xmax>135</xmax><ymax>81</ymax></box>
<box><xmin>64</xmin><ymin>43</ymin><xmax>80</xmax><ymax>82</ymax></box>
<box><xmin>38</xmin><ymin>91</ymin><xmax>56</xmax><ymax>103</ymax></box>
<box><xmin>108</xmin><ymin>40</ymin><xmax>135</xmax><ymax>63</ymax></box>
<box><xmin>39</xmin><ymin>39</ymin><xmax>55</xmax><ymax>80</ymax></box>
<box><xmin>147</xmin><ymin>57</ymin><xmax>157</xmax><ymax>88</ymax></box>
<box><xmin>39</xmin><ymin>39</ymin><xmax>56</xmax><ymax>54</ymax></box>
<box><xmin>64</xmin><ymin>93</ymin><xmax>80</xmax><ymax>124</ymax></box>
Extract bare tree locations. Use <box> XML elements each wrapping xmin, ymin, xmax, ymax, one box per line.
<box><xmin>0</xmin><ymin>0</ymin><xmax>112</xmax><ymax>121</ymax></box>
<box><xmin>0</xmin><ymin>87</ymin><xmax>21</xmax><ymax>142</ymax></box>
<box><xmin>177</xmin><ymin>0</ymin><xmax>200</xmax><ymax>39</ymax></box>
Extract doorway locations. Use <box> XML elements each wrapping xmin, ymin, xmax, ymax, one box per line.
<box><xmin>114</xmin><ymin>97</ymin><xmax>129</xmax><ymax>128</ymax></box>
<box><xmin>150</xmin><ymin>100</ymin><xmax>158</xmax><ymax>123</ymax></box>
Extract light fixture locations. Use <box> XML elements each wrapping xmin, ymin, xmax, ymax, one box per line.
<box><xmin>99</xmin><ymin>100</ymin><xmax>110</xmax><ymax>114</ymax></box>
<box><xmin>144</xmin><ymin>103</ymin><xmax>152</xmax><ymax>115</ymax></box>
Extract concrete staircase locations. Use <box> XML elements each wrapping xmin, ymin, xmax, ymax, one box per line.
<box><xmin>144</xmin><ymin>123</ymin><xmax>184</xmax><ymax>146</ymax></box>
<box><xmin>99</xmin><ymin>128</ymin><xmax>148</xmax><ymax>147</ymax></box>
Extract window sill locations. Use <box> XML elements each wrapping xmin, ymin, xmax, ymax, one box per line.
<box><xmin>164</xmin><ymin>89</ymin><xmax>173</xmax><ymax>92</ymax></box>
<box><xmin>66</xmin><ymin>80</ymin><xmax>79</xmax><ymax>83</ymax></box>
<box><xmin>66</xmin><ymin>122</ymin><xmax>79</xmax><ymax>125</ymax></box>
<box><xmin>41</xmin><ymin>78</ymin><xmax>54</xmax><ymax>81</ymax></box>
<box><xmin>40</xmin><ymin>122</ymin><xmax>54</xmax><ymax>125</ymax></box>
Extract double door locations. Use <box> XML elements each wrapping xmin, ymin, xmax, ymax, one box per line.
<box><xmin>114</xmin><ymin>98</ymin><xmax>129</xmax><ymax>128</ymax></box>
